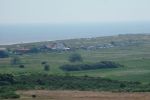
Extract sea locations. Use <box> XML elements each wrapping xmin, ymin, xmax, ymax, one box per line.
<box><xmin>0</xmin><ymin>22</ymin><xmax>150</xmax><ymax>45</ymax></box>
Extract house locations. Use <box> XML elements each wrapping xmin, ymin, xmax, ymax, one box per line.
<box><xmin>0</xmin><ymin>48</ymin><xmax>8</xmax><ymax>58</ymax></box>
<box><xmin>0</xmin><ymin>48</ymin><xmax>6</xmax><ymax>51</ymax></box>
<box><xmin>15</xmin><ymin>47</ymin><xmax>30</xmax><ymax>54</ymax></box>
<box><xmin>45</xmin><ymin>43</ymin><xmax>70</xmax><ymax>50</ymax></box>
<box><xmin>87</xmin><ymin>46</ymin><xmax>97</xmax><ymax>50</ymax></box>
<box><xmin>45</xmin><ymin>44</ymin><xmax>54</xmax><ymax>49</ymax></box>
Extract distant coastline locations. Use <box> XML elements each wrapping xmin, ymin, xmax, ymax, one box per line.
<box><xmin>0</xmin><ymin>22</ymin><xmax>150</xmax><ymax>45</ymax></box>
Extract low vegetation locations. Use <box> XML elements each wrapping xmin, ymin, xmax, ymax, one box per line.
<box><xmin>0</xmin><ymin>74</ymin><xmax>20</xmax><ymax>99</ymax></box>
<box><xmin>60</xmin><ymin>61</ymin><xmax>123</xmax><ymax>71</ymax></box>
<box><xmin>0</xmin><ymin>90</ymin><xmax>20</xmax><ymax>99</ymax></box>
<box><xmin>69</xmin><ymin>53</ymin><xmax>83</xmax><ymax>62</ymax></box>
<box><xmin>0</xmin><ymin>73</ymin><xmax>150</xmax><ymax>99</ymax></box>
<box><xmin>0</xmin><ymin>34</ymin><xmax>150</xmax><ymax>99</ymax></box>
<box><xmin>44</xmin><ymin>64</ymin><xmax>50</xmax><ymax>71</ymax></box>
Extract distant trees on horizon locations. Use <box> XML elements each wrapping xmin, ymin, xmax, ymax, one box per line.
<box><xmin>0</xmin><ymin>51</ymin><xmax>9</xmax><ymax>58</ymax></box>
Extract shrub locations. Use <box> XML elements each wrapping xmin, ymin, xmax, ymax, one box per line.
<box><xmin>0</xmin><ymin>92</ymin><xmax>20</xmax><ymax>99</ymax></box>
<box><xmin>0</xmin><ymin>74</ymin><xmax>14</xmax><ymax>85</ymax></box>
<box><xmin>69</xmin><ymin>53</ymin><xmax>83</xmax><ymax>62</ymax></box>
<box><xmin>0</xmin><ymin>81</ymin><xmax>11</xmax><ymax>85</ymax></box>
<box><xmin>41</xmin><ymin>61</ymin><xmax>47</xmax><ymax>65</ymax></box>
<box><xmin>60</xmin><ymin>61</ymin><xmax>123</xmax><ymax>71</ymax></box>
<box><xmin>44</xmin><ymin>65</ymin><xmax>50</xmax><ymax>71</ymax></box>
<box><xmin>19</xmin><ymin>65</ymin><xmax>25</xmax><ymax>68</ymax></box>
<box><xmin>13</xmin><ymin>74</ymin><xmax>150</xmax><ymax>92</ymax></box>
<box><xmin>120</xmin><ymin>83</ymin><xmax>126</xmax><ymax>88</ymax></box>
<box><xmin>0</xmin><ymin>74</ymin><xmax>150</xmax><ymax>93</ymax></box>
<box><xmin>32</xmin><ymin>94</ymin><xmax>36</xmax><ymax>98</ymax></box>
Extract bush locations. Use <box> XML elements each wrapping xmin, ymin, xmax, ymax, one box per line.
<box><xmin>120</xmin><ymin>83</ymin><xmax>126</xmax><ymax>88</ymax></box>
<box><xmin>0</xmin><ymin>81</ymin><xmax>11</xmax><ymax>85</ymax></box>
<box><xmin>32</xmin><ymin>94</ymin><xmax>36</xmax><ymax>98</ymax></box>
<box><xmin>60</xmin><ymin>61</ymin><xmax>123</xmax><ymax>71</ymax></box>
<box><xmin>69</xmin><ymin>53</ymin><xmax>83</xmax><ymax>62</ymax></box>
<box><xmin>41</xmin><ymin>61</ymin><xmax>47</xmax><ymax>65</ymax></box>
<box><xmin>19</xmin><ymin>65</ymin><xmax>25</xmax><ymax>68</ymax></box>
<box><xmin>44</xmin><ymin>65</ymin><xmax>50</xmax><ymax>71</ymax></box>
<box><xmin>0</xmin><ymin>74</ymin><xmax>150</xmax><ymax>93</ymax></box>
<box><xmin>0</xmin><ymin>92</ymin><xmax>20</xmax><ymax>99</ymax></box>
<box><xmin>0</xmin><ymin>74</ymin><xmax>14</xmax><ymax>85</ymax></box>
<box><xmin>13</xmin><ymin>74</ymin><xmax>150</xmax><ymax>92</ymax></box>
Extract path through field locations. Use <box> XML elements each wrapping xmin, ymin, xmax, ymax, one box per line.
<box><xmin>12</xmin><ymin>90</ymin><xmax>150</xmax><ymax>100</ymax></box>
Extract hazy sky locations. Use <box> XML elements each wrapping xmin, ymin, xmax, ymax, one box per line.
<box><xmin>0</xmin><ymin>0</ymin><xmax>150</xmax><ymax>24</ymax></box>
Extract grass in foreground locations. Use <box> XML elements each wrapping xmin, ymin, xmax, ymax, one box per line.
<box><xmin>0</xmin><ymin>73</ymin><xmax>150</xmax><ymax>99</ymax></box>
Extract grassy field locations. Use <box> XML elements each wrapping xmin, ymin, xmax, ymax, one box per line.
<box><xmin>0</xmin><ymin>34</ymin><xmax>150</xmax><ymax>100</ymax></box>
<box><xmin>0</xmin><ymin>46</ymin><xmax>150</xmax><ymax>83</ymax></box>
<box><xmin>0</xmin><ymin>34</ymin><xmax>150</xmax><ymax>83</ymax></box>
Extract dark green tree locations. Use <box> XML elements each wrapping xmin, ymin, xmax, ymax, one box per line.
<box><xmin>69</xmin><ymin>53</ymin><xmax>83</xmax><ymax>63</ymax></box>
<box><xmin>0</xmin><ymin>51</ymin><xmax>9</xmax><ymax>58</ymax></box>
<box><xmin>44</xmin><ymin>64</ymin><xmax>50</xmax><ymax>71</ymax></box>
<box><xmin>19</xmin><ymin>64</ymin><xmax>25</xmax><ymax>68</ymax></box>
<box><xmin>41</xmin><ymin>61</ymin><xmax>47</xmax><ymax>65</ymax></box>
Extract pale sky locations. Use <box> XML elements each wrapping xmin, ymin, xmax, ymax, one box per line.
<box><xmin>0</xmin><ymin>0</ymin><xmax>150</xmax><ymax>24</ymax></box>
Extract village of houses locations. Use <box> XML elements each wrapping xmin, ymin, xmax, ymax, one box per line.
<box><xmin>0</xmin><ymin>39</ymin><xmax>141</xmax><ymax>55</ymax></box>
<box><xmin>0</xmin><ymin>42</ymin><xmax>71</xmax><ymax>55</ymax></box>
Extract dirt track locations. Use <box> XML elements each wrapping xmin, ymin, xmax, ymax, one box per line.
<box><xmin>15</xmin><ymin>90</ymin><xmax>150</xmax><ymax>100</ymax></box>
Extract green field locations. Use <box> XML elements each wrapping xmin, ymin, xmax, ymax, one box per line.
<box><xmin>1</xmin><ymin>44</ymin><xmax>150</xmax><ymax>83</ymax></box>
<box><xmin>1</xmin><ymin>34</ymin><xmax>150</xmax><ymax>99</ymax></box>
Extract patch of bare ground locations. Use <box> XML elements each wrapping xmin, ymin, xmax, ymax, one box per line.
<box><xmin>12</xmin><ymin>90</ymin><xmax>150</xmax><ymax>100</ymax></box>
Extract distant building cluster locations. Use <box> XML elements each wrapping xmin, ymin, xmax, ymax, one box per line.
<box><xmin>0</xmin><ymin>48</ymin><xmax>7</xmax><ymax>51</ymax></box>
<box><xmin>0</xmin><ymin>38</ymin><xmax>142</xmax><ymax>55</ymax></box>
<box><xmin>44</xmin><ymin>42</ymin><xmax>70</xmax><ymax>50</ymax></box>
<box><xmin>9</xmin><ymin>42</ymin><xmax>71</xmax><ymax>54</ymax></box>
<box><xmin>80</xmin><ymin>43</ymin><xmax>116</xmax><ymax>50</ymax></box>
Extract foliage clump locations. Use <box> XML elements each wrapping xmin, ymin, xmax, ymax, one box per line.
<box><xmin>44</xmin><ymin>64</ymin><xmax>50</xmax><ymax>71</ymax></box>
<box><xmin>19</xmin><ymin>64</ymin><xmax>25</xmax><ymax>68</ymax></box>
<box><xmin>69</xmin><ymin>53</ymin><xmax>83</xmax><ymax>62</ymax></box>
<box><xmin>0</xmin><ymin>73</ymin><xmax>150</xmax><ymax>99</ymax></box>
<box><xmin>60</xmin><ymin>61</ymin><xmax>123</xmax><ymax>71</ymax></box>
<box><xmin>0</xmin><ymin>51</ymin><xmax>9</xmax><ymax>58</ymax></box>
<box><xmin>0</xmin><ymin>91</ymin><xmax>20</xmax><ymax>99</ymax></box>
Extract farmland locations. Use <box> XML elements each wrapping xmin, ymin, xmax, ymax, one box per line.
<box><xmin>0</xmin><ymin>34</ymin><xmax>150</xmax><ymax>99</ymax></box>
<box><xmin>0</xmin><ymin>34</ymin><xmax>150</xmax><ymax>83</ymax></box>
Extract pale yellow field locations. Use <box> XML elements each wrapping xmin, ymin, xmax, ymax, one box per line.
<box><xmin>5</xmin><ymin>90</ymin><xmax>150</xmax><ymax>100</ymax></box>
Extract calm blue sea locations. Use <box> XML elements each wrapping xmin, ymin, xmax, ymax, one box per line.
<box><xmin>0</xmin><ymin>22</ymin><xmax>150</xmax><ymax>45</ymax></box>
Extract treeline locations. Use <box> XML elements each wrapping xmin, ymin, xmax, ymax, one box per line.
<box><xmin>60</xmin><ymin>61</ymin><xmax>123</xmax><ymax>71</ymax></box>
<box><xmin>0</xmin><ymin>51</ymin><xmax>9</xmax><ymax>58</ymax></box>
